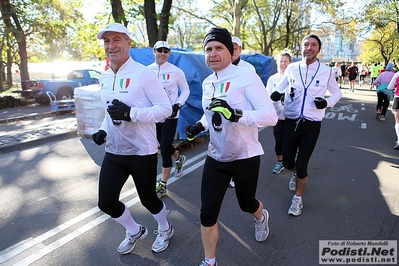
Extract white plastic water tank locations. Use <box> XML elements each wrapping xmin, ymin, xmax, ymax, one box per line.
<box><xmin>74</xmin><ymin>84</ymin><xmax>104</xmax><ymax>136</ymax></box>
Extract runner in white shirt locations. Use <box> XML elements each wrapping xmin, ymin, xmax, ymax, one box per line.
<box><xmin>265</xmin><ymin>51</ymin><xmax>292</xmax><ymax>174</ymax></box>
<box><xmin>231</xmin><ymin>36</ymin><xmax>256</xmax><ymax>71</ymax></box>
<box><xmin>186</xmin><ymin>27</ymin><xmax>277</xmax><ymax>266</ymax></box>
<box><xmin>271</xmin><ymin>34</ymin><xmax>342</xmax><ymax>216</ymax></box>
<box><xmin>147</xmin><ymin>41</ymin><xmax>190</xmax><ymax>198</ymax></box>
<box><xmin>93</xmin><ymin>23</ymin><xmax>174</xmax><ymax>255</ymax></box>
<box><xmin>331</xmin><ymin>62</ymin><xmax>342</xmax><ymax>87</ymax></box>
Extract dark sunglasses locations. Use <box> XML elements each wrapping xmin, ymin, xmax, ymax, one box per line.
<box><xmin>156</xmin><ymin>48</ymin><xmax>170</xmax><ymax>53</ymax></box>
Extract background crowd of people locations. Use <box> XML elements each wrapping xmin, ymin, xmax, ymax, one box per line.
<box><xmin>331</xmin><ymin>61</ymin><xmax>399</xmax><ymax>90</ymax></box>
<box><xmin>331</xmin><ymin>60</ymin><xmax>399</xmax><ymax>150</ymax></box>
<box><xmin>332</xmin><ymin>59</ymin><xmax>399</xmax><ymax>150</ymax></box>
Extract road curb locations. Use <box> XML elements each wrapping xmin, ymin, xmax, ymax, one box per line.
<box><xmin>0</xmin><ymin>129</ymin><xmax>78</xmax><ymax>154</ymax></box>
<box><xmin>0</xmin><ymin>110</ymin><xmax>74</xmax><ymax>124</ymax></box>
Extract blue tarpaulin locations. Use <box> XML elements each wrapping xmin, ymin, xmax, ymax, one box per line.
<box><xmin>241</xmin><ymin>54</ymin><xmax>277</xmax><ymax>86</ymax></box>
<box><xmin>129</xmin><ymin>48</ymin><xmax>276</xmax><ymax>139</ymax></box>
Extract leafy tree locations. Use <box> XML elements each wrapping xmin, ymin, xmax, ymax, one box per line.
<box><xmin>0</xmin><ymin>0</ymin><xmax>31</xmax><ymax>81</ymax></box>
<box><xmin>364</xmin><ymin>0</ymin><xmax>399</xmax><ymax>34</ymax></box>
<box><xmin>168</xmin><ymin>0</ymin><xmax>211</xmax><ymax>50</ymax></box>
<box><xmin>31</xmin><ymin>0</ymin><xmax>90</xmax><ymax>61</ymax></box>
<box><xmin>250</xmin><ymin>0</ymin><xmax>285</xmax><ymax>55</ymax></box>
<box><xmin>362</xmin><ymin>25</ymin><xmax>399</xmax><ymax>65</ymax></box>
<box><xmin>0</xmin><ymin>23</ymin><xmax>18</xmax><ymax>88</ymax></box>
<box><xmin>0</xmin><ymin>0</ymin><xmax>98</xmax><ymax>84</ymax></box>
<box><xmin>201</xmin><ymin>0</ymin><xmax>345</xmax><ymax>56</ymax></box>
<box><xmin>2</xmin><ymin>0</ymin><xmax>392</xmax><ymax>87</ymax></box>
<box><xmin>361</xmin><ymin>0</ymin><xmax>399</xmax><ymax>63</ymax></box>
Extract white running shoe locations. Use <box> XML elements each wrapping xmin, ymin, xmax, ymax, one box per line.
<box><xmin>151</xmin><ymin>223</ymin><xmax>174</xmax><ymax>253</ymax></box>
<box><xmin>199</xmin><ymin>261</ymin><xmax>218</xmax><ymax>266</ymax></box>
<box><xmin>254</xmin><ymin>209</ymin><xmax>269</xmax><ymax>242</ymax></box>
<box><xmin>117</xmin><ymin>225</ymin><xmax>148</xmax><ymax>254</ymax></box>
<box><xmin>288</xmin><ymin>196</ymin><xmax>303</xmax><ymax>216</ymax></box>
<box><xmin>289</xmin><ymin>173</ymin><xmax>297</xmax><ymax>191</ymax></box>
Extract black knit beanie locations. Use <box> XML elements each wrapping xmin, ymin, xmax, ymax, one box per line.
<box><xmin>302</xmin><ymin>34</ymin><xmax>322</xmax><ymax>51</ymax></box>
<box><xmin>203</xmin><ymin>27</ymin><xmax>234</xmax><ymax>55</ymax></box>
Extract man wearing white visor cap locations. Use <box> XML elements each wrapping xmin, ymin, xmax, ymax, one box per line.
<box><xmin>93</xmin><ymin>22</ymin><xmax>174</xmax><ymax>256</ymax></box>
<box><xmin>231</xmin><ymin>36</ymin><xmax>256</xmax><ymax>72</ymax></box>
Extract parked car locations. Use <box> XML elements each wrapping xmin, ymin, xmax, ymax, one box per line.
<box><xmin>15</xmin><ymin>69</ymin><xmax>101</xmax><ymax>105</ymax></box>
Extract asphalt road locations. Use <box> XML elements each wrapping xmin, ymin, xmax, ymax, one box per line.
<box><xmin>0</xmin><ymin>88</ymin><xmax>398</xmax><ymax>266</ymax></box>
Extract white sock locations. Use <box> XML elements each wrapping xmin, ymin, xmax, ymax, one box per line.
<box><xmin>395</xmin><ymin>123</ymin><xmax>399</xmax><ymax>142</ymax></box>
<box><xmin>255</xmin><ymin>212</ymin><xmax>265</xmax><ymax>223</ymax></box>
<box><xmin>114</xmin><ymin>205</ymin><xmax>140</xmax><ymax>235</ymax></box>
<box><xmin>294</xmin><ymin>195</ymin><xmax>302</xmax><ymax>201</ymax></box>
<box><xmin>205</xmin><ymin>257</ymin><xmax>216</xmax><ymax>266</ymax></box>
<box><xmin>153</xmin><ymin>202</ymin><xmax>169</xmax><ymax>231</ymax></box>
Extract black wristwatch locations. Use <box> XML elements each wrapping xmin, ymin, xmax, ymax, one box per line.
<box><xmin>234</xmin><ymin>109</ymin><xmax>243</xmax><ymax>122</ymax></box>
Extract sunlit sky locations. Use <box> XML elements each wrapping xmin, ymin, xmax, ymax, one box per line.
<box><xmin>80</xmin><ymin>0</ymin><xmax>108</xmax><ymax>22</ymax></box>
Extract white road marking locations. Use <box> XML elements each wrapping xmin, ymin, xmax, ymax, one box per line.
<box><xmin>0</xmin><ymin>151</ymin><xmax>208</xmax><ymax>265</ymax></box>
<box><xmin>1</xmin><ymin>102</ymin><xmax>368</xmax><ymax>264</ymax></box>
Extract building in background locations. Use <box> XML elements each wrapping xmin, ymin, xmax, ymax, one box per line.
<box><xmin>319</xmin><ymin>29</ymin><xmax>361</xmax><ymax>64</ymax></box>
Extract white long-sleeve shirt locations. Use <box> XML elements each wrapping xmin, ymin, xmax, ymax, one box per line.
<box><xmin>147</xmin><ymin>61</ymin><xmax>190</xmax><ymax>120</ymax></box>
<box><xmin>198</xmin><ymin>63</ymin><xmax>277</xmax><ymax>162</ymax></box>
<box><xmin>99</xmin><ymin>57</ymin><xmax>172</xmax><ymax>155</ymax></box>
<box><xmin>266</xmin><ymin>72</ymin><xmax>286</xmax><ymax>120</ymax></box>
<box><xmin>331</xmin><ymin>66</ymin><xmax>342</xmax><ymax>78</ymax></box>
<box><xmin>276</xmin><ymin>61</ymin><xmax>342</xmax><ymax>121</ymax></box>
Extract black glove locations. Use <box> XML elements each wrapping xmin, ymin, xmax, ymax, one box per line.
<box><xmin>207</xmin><ymin>98</ymin><xmax>235</xmax><ymax>122</ymax></box>
<box><xmin>92</xmin><ymin>130</ymin><xmax>107</xmax><ymax>145</ymax></box>
<box><xmin>314</xmin><ymin>97</ymin><xmax>327</xmax><ymax>109</ymax></box>
<box><xmin>170</xmin><ymin>104</ymin><xmax>181</xmax><ymax>118</ymax></box>
<box><xmin>186</xmin><ymin>122</ymin><xmax>205</xmax><ymax>141</ymax></box>
<box><xmin>107</xmin><ymin>99</ymin><xmax>131</xmax><ymax>121</ymax></box>
<box><xmin>270</xmin><ymin>91</ymin><xmax>285</xmax><ymax>102</ymax></box>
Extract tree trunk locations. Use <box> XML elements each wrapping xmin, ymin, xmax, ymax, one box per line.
<box><xmin>284</xmin><ymin>9</ymin><xmax>292</xmax><ymax>49</ymax></box>
<box><xmin>159</xmin><ymin>0</ymin><xmax>172</xmax><ymax>40</ymax></box>
<box><xmin>144</xmin><ymin>0</ymin><xmax>159</xmax><ymax>46</ymax></box>
<box><xmin>0</xmin><ymin>36</ymin><xmax>4</xmax><ymax>90</ymax></box>
<box><xmin>110</xmin><ymin>0</ymin><xmax>127</xmax><ymax>26</ymax></box>
<box><xmin>6</xmin><ymin>47</ymin><xmax>13</xmax><ymax>87</ymax></box>
<box><xmin>144</xmin><ymin>0</ymin><xmax>172</xmax><ymax>47</ymax></box>
<box><xmin>233</xmin><ymin>0</ymin><xmax>243</xmax><ymax>37</ymax></box>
